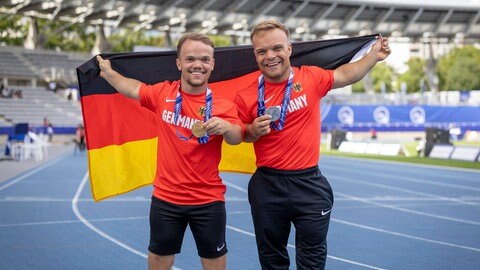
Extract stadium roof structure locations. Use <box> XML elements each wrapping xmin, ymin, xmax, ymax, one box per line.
<box><xmin>1</xmin><ymin>0</ymin><xmax>480</xmax><ymax>43</ymax></box>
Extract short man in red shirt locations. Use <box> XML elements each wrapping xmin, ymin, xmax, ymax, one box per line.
<box><xmin>97</xmin><ymin>33</ymin><xmax>245</xmax><ymax>270</ymax></box>
<box><xmin>235</xmin><ymin>20</ymin><xmax>391</xmax><ymax>269</ymax></box>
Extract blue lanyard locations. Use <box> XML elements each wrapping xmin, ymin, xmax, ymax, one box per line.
<box><xmin>257</xmin><ymin>68</ymin><xmax>294</xmax><ymax>131</ymax></box>
<box><xmin>173</xmin><ymin>87</ymin><xmax>212</xmax><ymax>144</ymax></box>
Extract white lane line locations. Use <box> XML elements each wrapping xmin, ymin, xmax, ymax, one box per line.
<box><xmin>72</xmin><ymin>173</ymin><xmax>147</xmax><ymax>257</ymax></box>
<box><xmin>0</xmin><ymin>216</ymin><xmax>146</xmax><ymax>228</ymax></box>
<box><xmin>0</xmin><ymin>196</ymin><xmax>247</xmax><ymax>202</ymax></box>
<box><xmin>334</xmin><ymin>174</ymin><xmax>480</xmax><ymax>206</ymax></box>
<box><xmin>369</xmin><ymin>170</ymin><xmax>480</xmax><ymax>192</ymax></box>
<box><xmin>223</xmin><ymin>179</ymin><xmax>387</xmax><ymax>270</ymax></box>
<box><xmin>325</xmin><ymin>155</ymin><xmax>480</xmax><ymax>175</ymax></box>
<box><xmin>325</xmin><ymin>255</ymin><xmax>387</xmax><ymax>270</ymax></box>
<box><xmin>335</xmin><ymin>191</ymin><xmax>480</xmax><ymax>226</ymax></box>
<box><xmin>0</xmin><ymin>197</ymin><xmax>146</xmax><ymax>202</ymax></box>
<box><xmin>326</xmin><ymin>163</ymin><xmax>480</xmax><ymax>192</ymax></box>
<box><xmin>226</xmin><ymin>225</ymin><xmax>386</xmax><ymax>270</ymax></box>
<box><xmin>0</xmin><ymin>157</ymin><xmax>64</xmax><ymax>192</ymax></box>
<box><xmin>334</xmin><ymin>201</ymin><xmax>477</xmax><ymax>210</ymax></box>
<box><xmin>3</xmin><ymin>196</ymin><xmax>479</xmax><ymax>203</ymax></box>
<box><xmin>334</xmin><ymin>196</ymin><xmax>480</xmax><ymax>202</ymax></box>
<box><xmin>226</xmin><ymin>225</ymin><xmax>255</xmax><ymax>237</ymax></box>
<box><xmin>224</xmin><ymin>181</ymin><xmax>248</xmax><ymax>193</ymax></box>
<box><xmin>332</xmin><ymin>218</ymin><xmax>480</xmax><ymax>252</ymax></box>
<box><xmin>72</xmin><ymin>172</ymin><xmax>181</xmax><ymax>270</ymax></box>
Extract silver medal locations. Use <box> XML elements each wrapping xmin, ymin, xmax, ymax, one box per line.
<box><xmin>265</xmin><ymin>106</ymin><xmax>281</xmax><ymax>122</ymax></box>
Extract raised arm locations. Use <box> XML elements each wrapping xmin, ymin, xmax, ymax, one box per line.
<box><xmin>332</xmin><ymin>36</ymin><xmax>391</xmax><ymax>89</ymax></box>
<box><xmin>96</xmin><ymin>55</ymin><xmax>142</xmax><ymax>100</ymax></box>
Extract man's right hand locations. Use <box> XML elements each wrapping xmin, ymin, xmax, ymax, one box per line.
<box><xmin>245</xmin><ymin>114</ymin><xmax>272</xmax><ymax>142</ymax></box>
<box><xmin>95</xmin><ymin>55</ymin><xmax>141</xmax><ymax>100</ymax></box>
<box><xmin>96</xmin><ymin>55</ymin><xmax>111</xmax><ymax>79</ymax></box>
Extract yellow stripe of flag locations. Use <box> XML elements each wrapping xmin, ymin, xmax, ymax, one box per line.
<box><xmin>219</xmin><ymin>142</ymin><xmax>256</xmax><ymax>174</ymax></box>
<box><xmin>88</xmin><ymin>138</ymin><xmax>158</xmax><ymax>201</ymax></box>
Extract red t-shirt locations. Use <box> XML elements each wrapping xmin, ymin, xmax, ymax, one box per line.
<box><xmin>140</xmin><ymin>80</ymin><xmax>245</xmax><ymax>205</ymax></box>
<box><xmin>235</xmin><ymin>66</ymin><xmax>334</xmax><ymax>170</ymax></box>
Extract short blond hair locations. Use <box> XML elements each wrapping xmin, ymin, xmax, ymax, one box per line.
<box><xmin>250</xmin><ymin>19</ymin><xmax>290</xmax><ymax>41</ymax></box>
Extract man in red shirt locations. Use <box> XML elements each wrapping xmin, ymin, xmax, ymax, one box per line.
<box><xmin>97</xmin><ymin>33</ymin><xmax>245</xmax><ymax>270</ymax></box>
<box><xmin>235</xmin><ymin>20</ymin><xmax>391</xmax><ymax>269</ymax></box>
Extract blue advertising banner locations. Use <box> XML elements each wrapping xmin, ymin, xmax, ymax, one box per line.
<box><xmin>321</xmin><ymin>104</ymin><xmax>480</xmax><ymax>132</ymax></box>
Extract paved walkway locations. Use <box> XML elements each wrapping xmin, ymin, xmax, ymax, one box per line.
<box><xmin>0</xmin><ymin>141</ymin><xmax>75</xmax><ymax>183</ymax></box>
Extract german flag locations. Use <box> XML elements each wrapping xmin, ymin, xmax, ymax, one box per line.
<box><xmin>77</xmin><ymin>34</ymin><xmax>377</xmax><ymax>201</ymax></box>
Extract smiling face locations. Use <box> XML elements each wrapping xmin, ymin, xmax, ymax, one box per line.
<box><xmin>252</xmin><ymin>28</ymin><xmax>292</xmax><ymax>83</ymax></box>
<box><xmin>176</xmin><ymin>39</ymin><xmax>215</xmax><ymax>93</ymax></box>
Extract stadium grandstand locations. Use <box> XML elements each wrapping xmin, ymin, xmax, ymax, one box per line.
<box><xmin>1</xmin><ymin>2</ymin><xmax>479</xmax><ymax>268</ymax></box>
<box><xmin>1</xmin><ymin>0</ymin><xmax>480</xmax><ymax>159</ymax></box>
<box><xmin>0</xmin><ymin>43</ymin><xmax>87</xmax><ymax>132</ymax></box>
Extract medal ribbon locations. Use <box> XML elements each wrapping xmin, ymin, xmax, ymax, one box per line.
<box><xmin>257</xmin><ymin>68</ymin><xmax>294</xmax><ymax>131</ymax></box>
<box><xmin>173</xmin><ymin>87</ymin><xmax>212</xmax><ymax>144</ymax></box>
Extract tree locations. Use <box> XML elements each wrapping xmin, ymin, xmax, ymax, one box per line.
<box><xmin>371</xmin><ymin>63</ymin><xmax>394</xmax><ymax>93</ymax></box>
<box><xmin>109</xmin><ymin>29</ymin><xmax>166</xmax><ymax>52</ymax></box>
<box><xmin>32</xmin><ymin>18</ymin><xmax>96</xmax><ymax>52</ymax></box>
<box><xmin>0</xmin><ymin>14</ymin><xmax>27</xmax><ymax>46</ymax></box>
<box><xmin>351</xmin><ymin>80</ymin><xmax>365</xmax><ymax>93</ymax></box>
<box><xmin>209</xmin><ymin>35</ymin><xmax>232</xmax><ymax>47</ymax></box>
<box><xmin>437</xmin><ymin>46</ymin><xmax>480</xmax><ymax>91</ymax></box>
<box><xmin>352</xmin><ymin>62</ymin><xmax>394</xmax><ymax>93</ymax></box>
<box><xmin>398</xmin><ymin>57</ymin><xmax>426</xmax><ymax>93</ymax></box>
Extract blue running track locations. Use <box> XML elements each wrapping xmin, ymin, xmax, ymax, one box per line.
<box><xmin>1</xmin><ymin>152</ymin><xmax>479</xmax><ymax>269</ymax></box>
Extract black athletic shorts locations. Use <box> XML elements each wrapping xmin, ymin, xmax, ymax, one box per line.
<box><xmin>148</xmin><ymin>196</ymin><xmax>227</xmax><ymax>259</ymax></box>
<box><xmin>249</xmin><ymin>166</ymin><xmax>334</xmax><ymax>270</ymax></box>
